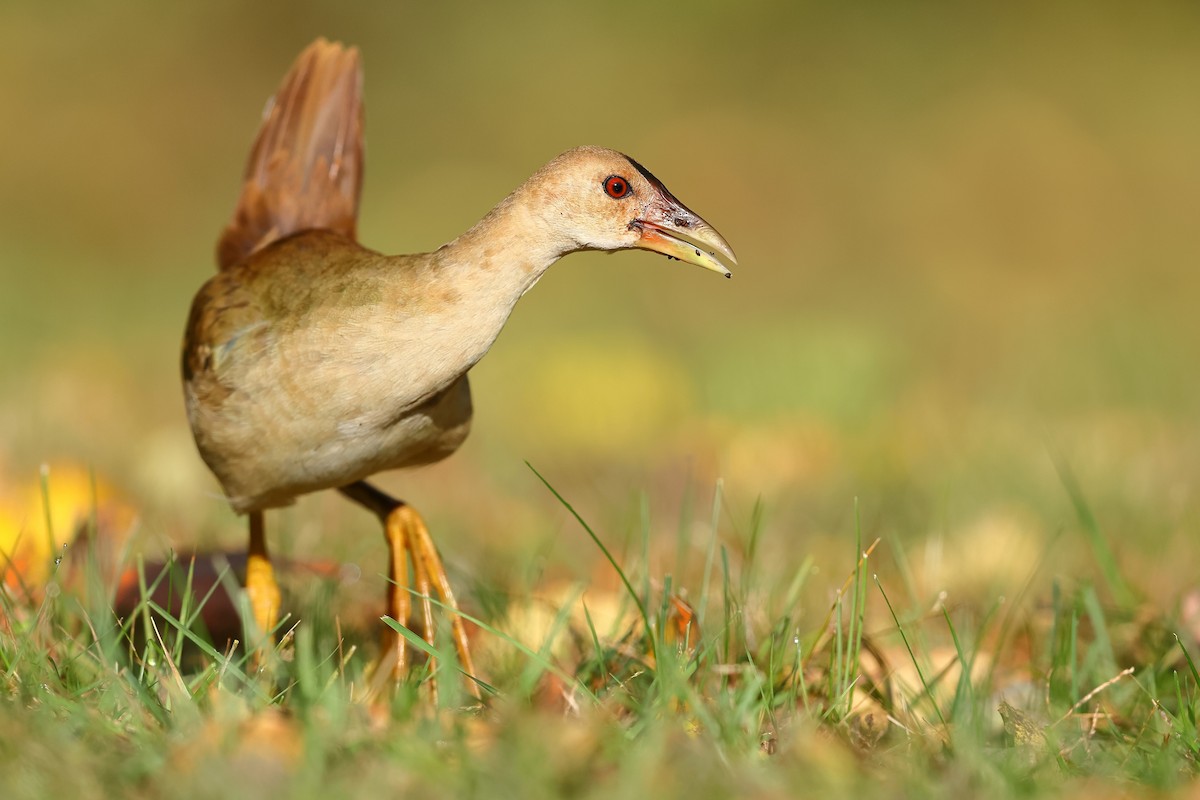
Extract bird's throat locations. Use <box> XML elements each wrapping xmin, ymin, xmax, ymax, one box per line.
<box><xmin>439</xmin><ymin>186</ymin><xmax>569</xmax><ymax>304</ymax></box>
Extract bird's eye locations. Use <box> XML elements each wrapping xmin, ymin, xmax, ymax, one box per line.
<box><xmin>604</xmin><ymin>175</ymin><xmax>630</xmax><ymax>199</ymax></box>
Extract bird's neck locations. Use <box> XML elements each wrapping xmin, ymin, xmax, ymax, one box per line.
<box><xmin>392</xmin><ymin>182</ymin><xmax>572</xmax><ymax>378</ymax></box>
<box><xmin>438</xmin><ymin>180</ymin><xmax>575</xmax><ymax>303</ymax></box>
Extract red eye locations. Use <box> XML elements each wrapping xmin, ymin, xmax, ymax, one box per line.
<box><xmin>604</xmin><ymin>175</ymin><xmax>629</xmax><ymax>198</ymax></box>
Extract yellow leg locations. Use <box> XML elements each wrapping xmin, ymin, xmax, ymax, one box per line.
<box><xmin>245</xmin><ymin>511</ymin><xmax>281</xmax><ymax>660</ymax></box>
<box><xmin>381</xmin><ymin>508</ymin><xmax>412</xmax><ymax>679</ymax></box>
<box><xmin>340</xmin><ymin>481</ymin><xmax>482</xmax><ymax>701</ymax></box>
<box><xmin>408</xmin><ymin>510</ymin><xmax>479</xmax><ymax>697</ymax></box>
<box><xmin>407</xmin><ymin>513</ymin><xmax>439</xmax><ymax>706</ymax></box>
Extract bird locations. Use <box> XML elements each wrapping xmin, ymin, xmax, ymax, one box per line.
<box><xmin>182</xmin><ymin>38</ymin><xmax>736</xmax><ymax>697</ymax></box>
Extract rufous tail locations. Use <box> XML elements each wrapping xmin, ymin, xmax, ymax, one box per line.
<box><xmin>216</xmin><ymin>38</ymin><xmax>364</xmax><ymax>270</ymax></box>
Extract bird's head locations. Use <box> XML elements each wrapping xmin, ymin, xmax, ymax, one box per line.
<box><xmin>530</xmin><ymin>146</ymin><xmax>737</xmax><ymax>278</ymax></box>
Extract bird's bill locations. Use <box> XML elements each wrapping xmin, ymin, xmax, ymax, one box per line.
<box><xmin>634</xmin><ymin>220</ymin><xmax>736</xmax><ymax>278</ymax></box>
<box><xmin>623</xmin><ymin>156</ymin><xmax>736</xmax><ymax>277</ymax></box>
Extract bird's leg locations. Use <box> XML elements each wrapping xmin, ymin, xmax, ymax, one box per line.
<box><xmin>245</xmin><ymin>510</ymin><xmax>281</xmax><ymax>663</ymax></box>
<box><xmin>407</xmin><ymin>513</ymin><xmax>479</xmax><ymax>698</ymax></box>
<box><xmin>339</xmin><ymin>481</ymin><xmax>481</xmax><ymax>700</ymax></box>
<box><xmin>410</xmin><ymin>535</ymin><xmax>439</xmax><ymax>705</ymax></box>
<box><xmin>381</xmin><ymin>507</ymin><xmax>412</xmax><ymax>679</ymax></box>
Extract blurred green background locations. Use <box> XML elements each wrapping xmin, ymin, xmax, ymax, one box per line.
<box><xmin>1</xmin><ymin>1</ymin><xmax>1197</xmax><ymax>610</ymax></box>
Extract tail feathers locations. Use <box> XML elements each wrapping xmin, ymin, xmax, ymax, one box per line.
<box><xmin>216</xmin><ymin>38</ymin><xmax>364</xmax><ymax>270</ymax></box>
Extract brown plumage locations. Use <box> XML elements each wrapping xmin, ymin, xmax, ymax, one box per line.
<box><xmin>215</xmin><ymin>40</ymin><xmax>363</xmax><ymax>270</ymax></box>
<box><xmin>182</xmin><ymin>38</ymin><xmax>736</xmax><ymax>696</ymax></box>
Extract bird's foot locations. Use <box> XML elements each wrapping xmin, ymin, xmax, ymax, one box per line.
<box><xmin>245</xmin><ymin>511</ymin><xmax>281</xmax><ymax>673</ymax></box>
<box><xmin>341</xmin><ymin>481</ymin><xmax>482</xmax><ymax>704</ymax></box>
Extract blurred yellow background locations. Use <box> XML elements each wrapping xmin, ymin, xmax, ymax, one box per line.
<box><xmin>1</xmin><ymin>1</ymin><xmax>1197</xmax><ymax>608</ymax></box>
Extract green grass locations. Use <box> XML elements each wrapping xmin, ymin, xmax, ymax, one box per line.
<box><xmin>3</xmin><ymin>469</ymin><xmax>1199</xmax><ymax>800</ymax></box>
<box><xmin>3</xmin><ymin>2</ymin><xmax>1200</xmax><ymax>797</ymax></box>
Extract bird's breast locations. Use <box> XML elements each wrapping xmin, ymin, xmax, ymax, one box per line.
<box><xmin>185</xmin><ymin>238</ymin><xmax>525</xmax><ymax>510</ymax></box>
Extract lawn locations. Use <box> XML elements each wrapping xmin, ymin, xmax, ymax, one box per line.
<box><xmin>2</xmin><ymin>2</ymin><xmax>1199</xmax><ymax>797</ymax></box>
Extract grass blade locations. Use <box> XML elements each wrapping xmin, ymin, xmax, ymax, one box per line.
<box><xmin>528</xmin><ymin>462</ymin><xmax>657</xmax><ymax>665</ymax></box>
<box><xmin>1051</xmin><ymin>452</ymin><xmax>1135</xmax><ymax>606</ymax></box>
<box><xmin>875</xmin><ymin>575</ymin><xmax>947</xmax><ymax>728</ymax></box>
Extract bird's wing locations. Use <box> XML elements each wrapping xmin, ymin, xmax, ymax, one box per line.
<box><xmin>181</xmin><ymin>268</ymin><xmax>270</xmax><ymax>393</ymax></box>
<box><xmin>216</xmin><ymin>38</ymin><xmax>364</xmax><ymax>271</ymax></box>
